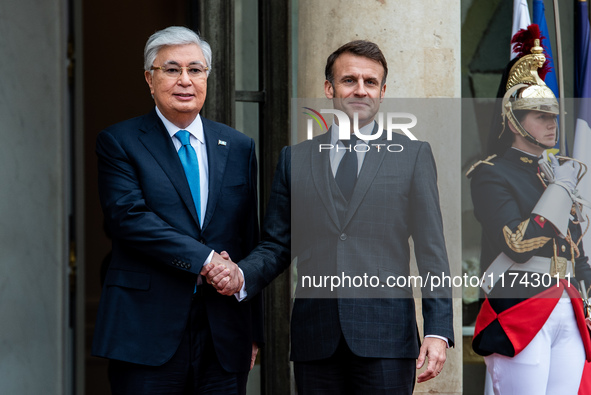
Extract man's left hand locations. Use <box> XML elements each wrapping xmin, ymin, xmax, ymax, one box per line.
<box><xmin>251</xmin><ymin>343</ymin><xmax>259</xmax><ymax>370</ymax></box>
<box><xmin>416</xmin><ymin>337</ymin><xmax>447</xmax><ymax>383</ymax></box>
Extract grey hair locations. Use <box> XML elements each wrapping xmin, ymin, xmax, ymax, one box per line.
<box><xmin>144</xmin><ymin>26</ymin><xmax>212</xmax><ymax>76</ymax></box>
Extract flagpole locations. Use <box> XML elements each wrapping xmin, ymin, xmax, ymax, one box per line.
<box><xmin>552</xmin><ymin>0</ymin><xmax>567</xmax><ymax>155</ymax></box>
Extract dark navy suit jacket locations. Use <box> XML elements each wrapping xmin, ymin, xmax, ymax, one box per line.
<box><xmin>240</xmin><ymin>130</ymin><xmax>454</xmax><ymax>362</ymax></box>
<box><xmin>92</xmin><ymin>109</ymin><xmax>263</xmax><ymax>372</ymax></box>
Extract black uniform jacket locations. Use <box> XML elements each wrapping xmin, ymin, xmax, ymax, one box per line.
<box><xmin>469</xmin><ymin>147</ymin><xmax>591</xmax><ymax>357</ymax></box>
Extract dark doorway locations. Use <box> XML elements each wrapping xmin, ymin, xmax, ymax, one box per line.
<box><xmin>81</xmin><ymin>3</ymin><xmax>188</xmax><ymax>394</ymax></box>
<box><xmin>79</xmin><ymin>1</ymin><xmax>291</xmax><ymax>394</ymax></box>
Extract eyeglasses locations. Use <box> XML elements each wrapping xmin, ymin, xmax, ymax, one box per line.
<box><xmin>150</xmin><ymin>63</ymin><xmax>209</xmax><ymax>79</ymax></box>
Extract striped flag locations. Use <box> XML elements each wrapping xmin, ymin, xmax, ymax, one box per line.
<box><xmin>575</xmin><ymin>0</ymin><xmax>590</xmax><ymax>98</ymax></box>
<box><xmin>532</xmin><ymin>0</ymin><xmax>558</xmax><ymax>97</ymax></box>
<box><xmin>511</xmin><ymin>0</ymin><xmax>532</xmax><ymax>59</ymax></box>
<box><xmin>533</xmin><ymin>0</ymin><xmax>562</xmax><ymax>154</ymax></box>
<box><xmin>573</xmin><ymin>0</ymin><xmax>591</xmax><ymax>253</ymax></box>
<box><xmin>574</xmin><ymin>6</ymin><xmax>591</xmax><ymax>393</ymax></box>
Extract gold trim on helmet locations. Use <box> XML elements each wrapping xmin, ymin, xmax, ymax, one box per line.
<box><xmin>506</xmin><ymin>39</ymin><xmax>547</xmax><ymax>90</ymax></box>
<box><xmin>499</xmin><ymin>39</ymin><xmax>559</xmax><ymax>149</ymax></box>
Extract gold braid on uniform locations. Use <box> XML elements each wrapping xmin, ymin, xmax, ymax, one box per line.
<box><xmin>566</xmin><ymin>230</ymin><xmax>581</xmax><ymax>259</ymax></box>
<box><xmin>465</xmin><ymin>155</ymin><xmax>497</xmax><ymax>178</ymax></box>
<box><xmin>567</xmin><ymin>215</ymin><xmax>589</xmax><ymax>259</ymax></box>
<box><xmin>503</xmin><ymin>219</ymin><xmax>551</xmax><ymax>253</ymax></box>
<box><xmin>536</xmin><ymin>172</ymin><xmax>547</xmax><ymax>188</ymax></box>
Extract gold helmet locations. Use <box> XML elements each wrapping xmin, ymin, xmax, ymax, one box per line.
<box><xmin>500</xmin><ymin>27</ymin><xmax>559</xmax><ymax>149</ymax></box>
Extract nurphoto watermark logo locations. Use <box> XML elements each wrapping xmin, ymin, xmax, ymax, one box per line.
<box><xmin>302</xmin><ymin>107</ymin><xmax>418</xmax><ymax>152</ymax></box>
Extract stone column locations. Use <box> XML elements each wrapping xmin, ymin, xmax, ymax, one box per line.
<box><xmin>297</xmin><ymin>1</ymin><xmax>462</xmax><ymax>393</ymax></box>
<box><xmin>0</xmin><ymin>0</ymin><xmax>71</xmax><ymax>393</ymax></box>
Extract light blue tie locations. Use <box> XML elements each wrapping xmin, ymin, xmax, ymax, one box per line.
<box><xmin>175</xmin><ymin>130</ymin><xmax>201</xmax><ymax>224</ymax></box>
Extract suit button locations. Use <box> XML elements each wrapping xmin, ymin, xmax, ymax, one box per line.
<box><xmin>340</xmin><ymin>233</ymin><xmax>347</xmax><ymax>241</ymax></box>
<box><xmin>200</xmin><ymin>239</ymin><xmax>205</xmax><ymax>244</ymax></box>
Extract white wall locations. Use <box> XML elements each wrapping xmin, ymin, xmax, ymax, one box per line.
<box><xmin>297</xmin><ymin>1</ymin><xmax>462</xmax><ymax>393</ymax></box>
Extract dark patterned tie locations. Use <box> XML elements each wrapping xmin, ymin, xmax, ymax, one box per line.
<box><xmin>335</xmin><ymin>135</ymin><xmax>358</xmax><ymax>201</ymax></box>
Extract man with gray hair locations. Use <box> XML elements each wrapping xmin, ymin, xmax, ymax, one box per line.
<box><xmin>92</xmin><ymin>26</ymin><xmax>262</xmax><ymax>394</ymax></box>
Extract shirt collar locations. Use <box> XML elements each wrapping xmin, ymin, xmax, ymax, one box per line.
<box><xmin>155</xmin><ymin>106</ymin><xmax>205</xmax><ymax>145</ymax></box>
<box><xmin>330</xmin><ymin>120</ymin><xmax>376</xmax><ymax>146</ymax></box>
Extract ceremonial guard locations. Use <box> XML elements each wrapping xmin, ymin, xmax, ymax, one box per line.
<box><xmin>468</xmin><ymin>25</ymin><xmax>591</xmax><ymax>394</ymax></box>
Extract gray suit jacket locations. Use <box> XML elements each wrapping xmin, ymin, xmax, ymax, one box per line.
<box><xmin>240</xmin><ymin>130</ymin><xmax>454</xmax><ymax>361</ymax></box>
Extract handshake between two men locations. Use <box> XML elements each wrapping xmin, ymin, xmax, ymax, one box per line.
<box><xmin>202</xmin><ymin>251</ymin><xmax>243</xmax><ymax>296</ymax></box>
<box><xmin>198</xmin><ymin>39</ymin><xmax>454</xmax><ymax>393</ymax></box>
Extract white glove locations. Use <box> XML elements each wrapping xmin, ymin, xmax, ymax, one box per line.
<box><xmin>549</xmin><ymin>153</ymin><xmax>578</xmax><ymax>192</ymax></box>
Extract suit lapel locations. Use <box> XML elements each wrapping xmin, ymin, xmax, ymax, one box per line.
<box><xmin>201</xmin><ymin>118</ymin><xmax>230</xmax><ymax>232</ymax></box>
<box><xmin>311</xmin><ymin>130</ymin><xmax>340</xmax><ymax>228</ymax></box>
<box><xmin>138</xmin><ymin>110</ymin><xmax>201</xmax><ymax>227</ymax></box>
<box><xmin>342</xmin><ymin>127</ymin><xmax>387</xmax><ymax>229</ymax></box>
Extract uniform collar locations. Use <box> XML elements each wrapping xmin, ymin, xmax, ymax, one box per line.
<box><xmin>504</xmin><ymin>147</ymin><xmax>540</xmax><ymax>169</ymax></box>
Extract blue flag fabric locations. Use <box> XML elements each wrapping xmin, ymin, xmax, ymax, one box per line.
<box><xmin>532</xmin><ymin>0</ymin><xmax>564</xmax><ymax>154</ymax></box>
<box><xmin>575</xmin><ymin>0</ymin><xmax>591</xmax><ymax>100</ymax></box>
<box><xmin>574</xmin><ymin>0</ymin><xmax>590</xmax><ymax>147</ymax></box>
<box><xmin>572</xmin><ymin>0</ymin><xmax>591</xmax><ymax>265</ymax></box>
<box><xmin>532</xmin><ymin>0</ymin><xmax>559</xmax><ymax>98</ymax></box>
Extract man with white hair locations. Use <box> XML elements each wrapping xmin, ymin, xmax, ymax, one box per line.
<box><xmin>92</xmin><ymin>26</ymin><xmax>262</xmax><ymax>394</ymax></box>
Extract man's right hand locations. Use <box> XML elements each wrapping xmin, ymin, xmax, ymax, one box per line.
<box><xmin>201</xmin><ymin>251</ymin><xmax>244</xmax><ymax>296</ymax></box>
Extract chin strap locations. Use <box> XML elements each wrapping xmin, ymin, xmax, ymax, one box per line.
<box><xmin>499</xmin><ymin>84</ymin><xmax>558</xmax><ymax>150</ymax></box>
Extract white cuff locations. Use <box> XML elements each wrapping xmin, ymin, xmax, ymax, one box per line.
<box><xmin>203</xmin><ymin>250</ymin><xmax>214</xmax><ymax>266</ymax></box>
<box><xmin>234</xmin><ymin>267</ymin><xmax>247</xmax><ymax>302</ymax></box>
<box><xmin>425</xmin><ymin>334</ymin><xmax>450</xmax><ymax>348</ymax></box>
<box><xmin>196</xmin><ymin>250</ymin><xmax>215</xmax><ymax>286</ymax></box>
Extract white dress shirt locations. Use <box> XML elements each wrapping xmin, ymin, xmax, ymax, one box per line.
<box><xmin>156</xmin><ymin>106</ymin><xmax>209</xmax><ymax>225</ymax></box>
<box><xmin>155</xmin><ymin>108</ymin><xmax>247</xmax><ymax>297</ymax></box>
<box><xmin>155</xmin><ymin>108</ymin><xmax>216</xmax><ymax>275</ymax></box>
<box><xmin>329</xmin><ymin>121</ymin><xmax>375</xmax><ymax>176</ymax></box>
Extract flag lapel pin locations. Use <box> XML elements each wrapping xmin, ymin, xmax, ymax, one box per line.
<box><xmin>218</xmin><ymin>140</ymin><xmax>227</xmax><ymax>146</ymax></box>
